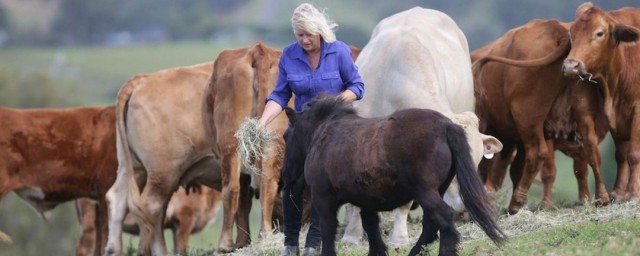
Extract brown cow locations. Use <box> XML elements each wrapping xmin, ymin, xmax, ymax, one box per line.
<box><xmin>562</xmin><ymin>3</ymin><xmax>640</xmax><ymax>201</ymax></box>
<box><xmin>0</xmin><ymin>106</ymin><xmax>116</xmax><ymax>255</ymax></box>
<box><xmin>103</xmin><ymin>62</ymin><xmax>260</xmax><ymax>256</ymax></box>
<box><xmin>76</xmin><ymin>186</ymin><xmax>222</xmax><ymax>256</ymax></box>
<box><xmin>202</xmin><ymin>42</ymin><xmax>287</xmax><ymax>253</ymax></box>
<box><xmin>473</xmin><ymin>18</ymin><xmax>609</xmax><ymax>214</ymax></box>
<box><xmin>471</xmin><ymin>29</ymin><xmax>610</xmax><ymax>208</ymax></box>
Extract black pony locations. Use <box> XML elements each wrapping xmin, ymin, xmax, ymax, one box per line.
<box><xmin>282</xmin><ymin>95</ymin><xmax>507</xmax><ymax>256</ymax></box>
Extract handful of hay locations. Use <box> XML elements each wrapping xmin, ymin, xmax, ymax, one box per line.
<box><xmin>234</xmin><ymin>118</ymin><xmax>276</xmax><ymax>173</ymax></box>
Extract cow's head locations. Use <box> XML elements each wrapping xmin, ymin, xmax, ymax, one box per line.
<box><xmin>562</xmin><ymin>3</ymin><xmax>640</xmax><ymax>81</ymax></box>
<box><xmin>448</xmin><ymin>112</ymin><xmax>503</xmax><ymax>167</ymax></box>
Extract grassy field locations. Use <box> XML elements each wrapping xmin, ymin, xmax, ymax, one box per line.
<box><xmin>0</xmin><ymin>42</ymin><xmax>630</xmax><ymax>255</ymax></box>
<box><xmin>0</xmin><ymin>41</ymin><xmax>255</xmax><ymax>106</ymax></box>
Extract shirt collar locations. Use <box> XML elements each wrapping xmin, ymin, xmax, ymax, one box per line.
<box><xmin>292</xmin><ymin>39</ymin><xmax>336</xmax><ymax>60</ymax></box>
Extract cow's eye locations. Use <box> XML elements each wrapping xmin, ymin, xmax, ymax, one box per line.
<box><xmin>596</xmin><ymin>31</ymin><xmax>605</xmax><ymax>37</ymax></box>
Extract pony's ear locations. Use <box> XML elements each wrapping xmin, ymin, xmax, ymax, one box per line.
<box><xmin>284</xmin><ymin>107</ymin><xmax>296</xmax><ymax>124</ymax></box>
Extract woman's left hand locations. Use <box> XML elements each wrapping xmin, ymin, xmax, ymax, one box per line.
<box><xmin>339</xmin><ymin>90</ymin><xmax>357</xmax><ymax>103</ymax></box>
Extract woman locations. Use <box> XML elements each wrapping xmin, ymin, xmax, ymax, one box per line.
<box><xmin>258</xmin><ymin>3</ymin><xmax>365</xmax><ymax>256</ymax></box>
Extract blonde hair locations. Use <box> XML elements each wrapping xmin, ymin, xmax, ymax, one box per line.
<box><xmin>291</xmin><ymin>3</ymin><xmax>337</xmax><ymax>43</ymax></box>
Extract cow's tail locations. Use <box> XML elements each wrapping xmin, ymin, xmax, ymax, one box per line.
<box><xmin>114</xmin><ymin>76</ymin><xmax>149</xmax><ymax>231</ymax></box>
<box><xmin>201</xmin><ymin>56</ymin><xmax>219</xmax><ymax>156</ymax></box>
<box><xmin>446</xmin><ymin>123</ymin><xmax>507</xmax><ymax>245</ymax></box>
<box><xmin>472</xmin><ymin>33</ymin><xmax>570</xmax><ymax>74</ymax></box>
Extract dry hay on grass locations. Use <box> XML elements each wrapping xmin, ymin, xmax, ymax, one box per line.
<box><xmin>228</xmin><ymin>187</ymin><xmax>640</xmax><ymax>255</ymax></box>
<box><xmin>458</xmin><ymin>187</ymin><xmax>640</xmax><ymax>244</ymax></box>
<box><xmin>234</xmin><ymin>118</ymin><xmax>277</xmax><ymax>174</ymax></box>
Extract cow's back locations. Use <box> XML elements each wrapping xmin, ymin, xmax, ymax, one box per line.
<box><xmin>0</xmin><ymin>105</ymin><xmax>116</xmax><ymax>211</ymax></box>
<box><xmin>123</xmin><ymin>62</ymin><xmax>213</xmax><ymax>173</ymax></box>
<box><xmin>355</xmin><ymin>7</ymin><xmax>473</xmax><ymax>117</ymax></box>
<box><xmin>475</xmin><ymin>19</ymin><xmax>570</xmax><ymax>139</ymax></box>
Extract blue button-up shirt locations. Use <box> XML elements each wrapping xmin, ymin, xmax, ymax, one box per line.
<box><xmin>265</xmin><ymin>39</ymin><xmax>365</xmax><ymax>112</ymax></box>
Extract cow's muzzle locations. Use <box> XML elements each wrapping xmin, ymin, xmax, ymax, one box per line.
<box><xmin>562</xmin><ymin>58</ymin><xmax>592</xmax><ymax>81</ymax></box>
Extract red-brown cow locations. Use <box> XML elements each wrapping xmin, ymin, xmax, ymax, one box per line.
<box><xmin>473</xmin><ymin>18</ymin><xmax>609</xmax><ymax>214</ymax></box>
<box><xmin>562</xmin><ymin>3</ymin><xmax>640</xmax><ymax>201</ymax></box>
<box><xmin>0</xmin><ymin>106</ymin><xmax>116</xmax><ymax>255</ymax></box>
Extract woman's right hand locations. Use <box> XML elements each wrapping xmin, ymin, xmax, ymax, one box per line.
<box><xmin>259</xmin><ymin>100</ymin><xmax>284</xmax><ymax>127</ymax></box>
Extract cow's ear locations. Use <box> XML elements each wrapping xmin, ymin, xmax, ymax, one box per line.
<box><xmin>284</xmin><ymin>107</ymin><xmax>296</xmax><ymax>124</ymax></box>
<box><xmin>613</xmin><ymin>24</ymin><xmax>640</xmax><ymax>45</ymax></box>
<box><xmin>481</xmin><ymin>134</ymin><xmax>503</xmax><ymax>155</ymax></box>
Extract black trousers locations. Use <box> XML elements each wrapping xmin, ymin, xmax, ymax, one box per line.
<box><xmin>282</xmin><ymin>179</ymin><xmax>321</xmax><ymax>248</ymax></box>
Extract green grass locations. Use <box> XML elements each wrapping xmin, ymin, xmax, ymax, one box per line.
<box><xmin>228</xmin><ymin>202</ymin><xmax>640</xmax><ymax>256</ymax></box>
<box><xmin>461</xmin><ymin>217</ymin><xmax>640</xmax><ymax>256</ymax></box>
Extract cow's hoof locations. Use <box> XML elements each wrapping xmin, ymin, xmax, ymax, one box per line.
<box><xmin>341</xmin><ymin>235</ymin><xmax>361</xmax><ymax>245</ymax></box>
<box><xmin>537</xmin><ymin>199</ymin><xmax>552</xmax><ymax>210</ymax></box>
<box><xmin>104</xmin><ymin>247</ymin><xmax>115</xmax><ymax>256</ymax></box>
<box><xmin>508</xmin><ymin>199</ymin><xmax>525</xmax><ymax>215</ymax></box>
<box><xmin>594</xmin><ymin>194</ymin><xmax>610</xmax><ymax>206</ymax></box>
<box><xmin>215</xmin><ymin>246</ymin><xmax>236</xmax><ymax>254</ymax></box>
<box><xmin>610</xmin><ymin>190</ymin><xmax>626</xmax><ymax>203</ymax></box>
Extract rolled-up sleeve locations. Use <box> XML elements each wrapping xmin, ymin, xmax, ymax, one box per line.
<box><xmin>339</xmin><ymin>46</ymin><xmax>365</xmax><ymax>100</ymax></box>
<box><xmin>265</xmin><ymin>57</ymin><xmax>292</xmax><ymax>109</ymax></box>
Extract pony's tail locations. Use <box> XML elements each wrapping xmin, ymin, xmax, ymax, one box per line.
<box><xmin>446</xmin><ymin>124</ymin><xmax>508</xmax><ymax>245</ymax></box>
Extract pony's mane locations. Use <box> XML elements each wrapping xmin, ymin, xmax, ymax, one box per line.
<box><xmin>307</xmin><ymin>95</ymin><xmax>358</xmax><ymax>120</ymax></box>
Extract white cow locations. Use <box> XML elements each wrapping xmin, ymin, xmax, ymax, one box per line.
<box><xmin>343</xmin><ymin>7</ymin><xmax>502</xmax><ymax>245</ymax></box>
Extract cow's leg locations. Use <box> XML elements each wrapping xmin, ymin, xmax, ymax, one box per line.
<box><xmin>580</xmin><ymin>116</ymin><xmax>609</xmax><ymax>205</ymax></box>
<box><xmin>96</xmin><ymin>198</ymin><xmax>110</xmax><ymax>256</ymax></box>
<box><xmin>217</xmin><ymin>152</ymin><xmax>242</xmax><ymax>253</ymax></box>
<box><xmin>360</xmin><ymin>209</ymin><xmax>386</xmax><ymax>256</ymax></box>
<box><xmin>389</xmin><ymin>201</ymin><xmax>412</xmax><ymax>245</ymax></box>
<box><xmin>573</xmin><ymin>158</ymin><xmax>591</xmax><ymax>204</ymax></box>
<box><xmin>136</xmin><ymin>178</ymin><xmax>173</xmax><ymax>256</ymax></box>
<box><xmin>75</xmin><ymin>199</ymin><xmax>97</xmax><ymax>256</ymax></box>
<box><xmin>411</xmin><ymin>191</ymin><xmax>457</xmax><ymax>256</ymax></box>
<box><xmin>509</xmin><ymin>136</ymin><xmax>548</xmax><ymax>215</ymax></box>
<box><xmin>484</xmin><ymin>143</ymin><xmax>516</xmax><ymax>194</ymax></box>
<box><xmin>104</xmin><ymin>165</ymin><xmax>130</xmax><ymax>256</ymax></box>
<box><xmin>258</xmin><ymin>149</ymin><xmax>281</xmax><ymax>240</ymax></box>
<box><xmin>611</xmin><ymin>139</ymin><xmax>629</xmax><ymax>201</ymax></box>
<box><xmin>340</xmin><ymin>204</ymin><xmax>362</xmax><ymax>244</ymax></box>
<box><xmin>172</xmin><ymin>215</ymin><xmax>195</xmax><ymax>255</ymax></box>
<box><xmin>234</xmin><ymin>173</ymin><xmax>253</xmax><ymax>248</ymax></box>
<box><xmin>508</xmin><ymin>144</ymin><xmax>525</xmax><ymax>196</ymax></box>
<box><xmin>627</xmin><ymin>133</ymin><xmax>640</xmax><ymax>201</ymax></box>
<box><xmin>539</xmin><ymin>140</ymin><xmax>556</xmax><ymax>209</ymax></box>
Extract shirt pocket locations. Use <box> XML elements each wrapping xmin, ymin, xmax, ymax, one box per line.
<box><xmin>287</xmin><ymin>74</ymin><xmax>310</xmax><ymax>94</ymax></box>
<box><xmin>321</xmin><ymin>71</ymin><xmax>343</xmax><ymax>91</ymax></box>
